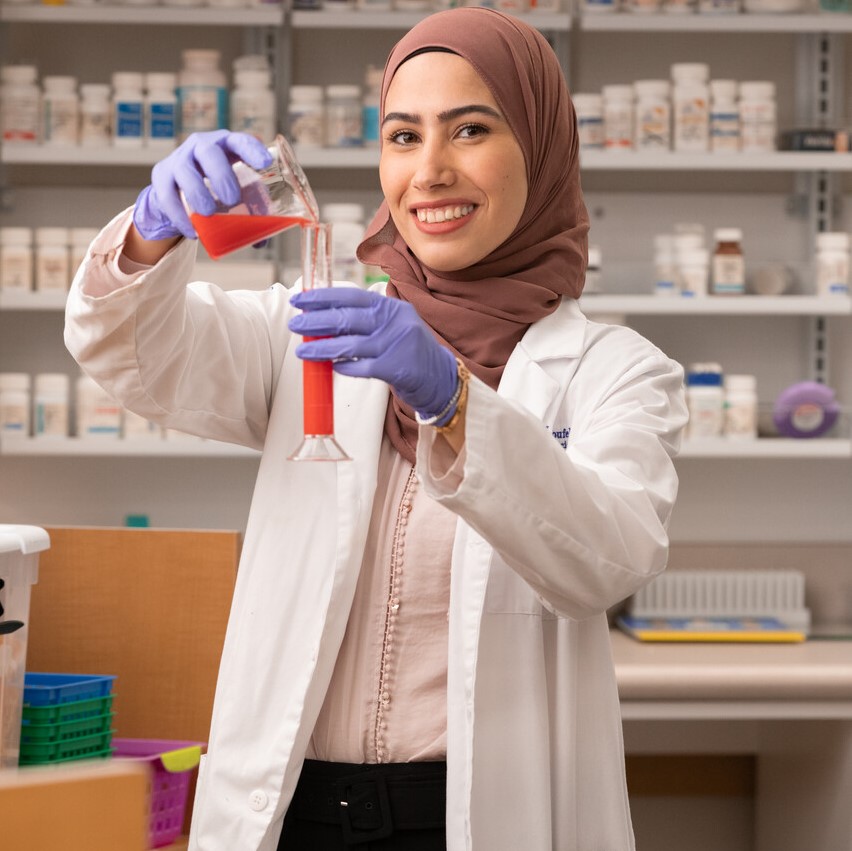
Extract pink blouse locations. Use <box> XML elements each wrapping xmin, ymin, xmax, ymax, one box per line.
<box><xmin>307</xmin><ymin>436</ymin><xmax>459</xmax><ymax>764</ymax></box>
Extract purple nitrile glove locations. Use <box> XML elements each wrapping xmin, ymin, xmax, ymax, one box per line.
<box><xmin>132</xmin><ymin>130</ymin><xmax>273</xmax><ymax>242</ymax></box>
<box><xmin>289</xmin><ymin>288</ymin><xmax>459</xmax><ymax>422</ymax></box>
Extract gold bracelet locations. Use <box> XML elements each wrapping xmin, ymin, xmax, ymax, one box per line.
<box><xmin>435</xmin><ymin>360</ymin><xmax>470</xmax><ymax>434</ymax></box>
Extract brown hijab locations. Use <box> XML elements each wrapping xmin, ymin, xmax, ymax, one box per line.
<box><xmin>356</xmin><ymin>7</ymin><xmax>589</xmax><ymax>463</ymax></box>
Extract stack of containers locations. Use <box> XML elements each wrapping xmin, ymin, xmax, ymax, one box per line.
<box><xmin>18</xmin><ymin>671</ymin><xmax>116</xmax><ymax>765</ymax></box>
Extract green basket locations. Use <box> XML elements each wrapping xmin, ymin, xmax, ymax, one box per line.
<box><xmin>19</xmin><ymin>730</ymin><xmax>114</xmax><ymax>765</ymax></box>
<box><xmin>20</xmin><ymin>712</ymin><xmax>113</xmax><ymax>744</ymax></box>
<box><xmin>21</xmin><ymin>694</ymin><xmax>114</xmax><ymax>725</ymax></box>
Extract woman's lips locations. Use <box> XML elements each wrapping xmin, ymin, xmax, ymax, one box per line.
<box><xmin>411</xmin><ymin>203</ymin><xmax>477</xmax><ymax>235</ymax></box>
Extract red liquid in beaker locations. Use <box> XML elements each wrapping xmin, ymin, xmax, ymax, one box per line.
<box><xmin>191</xmin><ymin>213</ymin><xmax>309</xmax><ymax>260</ymax></box>
<box><xmin>303</xmin><ymin>337</ymin><xmax>334</xmax><ymax>436</ymax></box>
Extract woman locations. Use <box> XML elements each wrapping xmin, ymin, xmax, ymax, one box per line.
<box><xmin>65</xmin><ymin>8</ymin><xmax>687</xmax><ymax>851</ymax></box>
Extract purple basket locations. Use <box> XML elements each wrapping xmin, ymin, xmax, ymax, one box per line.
<box><xmin>112</xmin><ymin>738</ymin><xmax>205</xmax><ymax>849</ymax></box>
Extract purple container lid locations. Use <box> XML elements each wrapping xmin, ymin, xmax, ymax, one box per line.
<box><xmin>773</xmin><ymin>381</ymin><xmax>840</xmax><ymax>439</ymax></box>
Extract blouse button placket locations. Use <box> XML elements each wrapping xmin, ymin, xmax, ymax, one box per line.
<box><xmin>373</xmin><ymin>467</ymin><xmax>417</xmax><ymax>763</ymax></box>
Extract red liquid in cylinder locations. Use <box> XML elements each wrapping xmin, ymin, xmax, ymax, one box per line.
<box><xmin>191</xmin><ymin>213</ymin><xmax>309</xmax><ymax>259</ymax></box>
<box><xmin>303</xmin><ymin>337</ymin><xmax>334</xmax><ymax>436</ymax></box>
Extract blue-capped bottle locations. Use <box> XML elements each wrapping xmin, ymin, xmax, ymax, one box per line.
<box><xmin>686</xmin><ymin>362</ymin><xmax>725</xmax><ymax>439</ymax></box>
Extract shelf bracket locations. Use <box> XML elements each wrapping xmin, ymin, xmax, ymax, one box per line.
<box><xmin>795</xmin><ymin>32</ymin><xmax>843</xmax><ymax>390</ymax></box>
<box><xmin>806</xmin><ymin>315</ymin><xmax>829</xmax><ymax>386</ymax></box>
<box><xmin>0</xmin><ymin>182</ymin><xmax>14</xmax><ymax>214</ymax></box>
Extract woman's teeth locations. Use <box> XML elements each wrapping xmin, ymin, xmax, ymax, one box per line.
<box><xmin>416</xmin><ymin>204</ymin><xmax>474</xmax><ymax>224</ymax></box>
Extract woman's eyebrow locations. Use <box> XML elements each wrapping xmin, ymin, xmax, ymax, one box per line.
<box><xmin>382</xmin><ymin>104</ymin><xmax>503</xmax><ymax>127</ymax></box>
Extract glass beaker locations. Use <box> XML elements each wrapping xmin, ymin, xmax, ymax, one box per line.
<box><xmin>288</xmin><ymin>222</ymin><xmax>350</xmax><ymax>463</ymax></box>
<box><xmin>187</xmin><ymin>134</ymin><xmax>319</xmax><ymax>260</ymax></box>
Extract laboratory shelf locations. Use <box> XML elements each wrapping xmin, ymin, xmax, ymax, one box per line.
<box><xmin>290</xmin><ymin>9</ymin><xmax>570</xmax><ymax>30</ymax></box>
<box><xmin>579</xmin><ymin>12</ymin><xmax>852</xmax><ymax>33</ymax></box>
<box><xmin>579</xmin><ymin>150</ymin><xmax>852</xmax><ymax>172</ymax></box>
<box><xmin>0</xmin><ymin>3</ymin><xmax>283</xmax><ymax>26</ymax></box>
<box><xmin>0</xmin><ymin>262</ymin><xmax>276</xmax><ymax>312</ymax></box>
<box><xmin>1</xmin><ymin>145</ymin><xmax>162</xmax><ymax>167</ymax></box>
<box><xmin>620</xmin><ymin>700</ymin><xmax>852</xmax><ymax>720</ymax></box>
<box><xmin>678</xmin><ymin>438</ymin><xmax>852</xmax><ymax>459</ymax></box>
<box><xmin>0</xmin><ymin>436</ymin><xmax>260</xmax><ymax>458</ymax></box>
<box><xmin>579</xmin><ymin>294</ymin><xmax>852</xmax><ymax>315</ymax></box>
<box><xmin>9</xmin><ymin>147</ymin><xmax>851</xmax><ymax>174</ymax></box>
<box><xmin>0</xmin><ymin>290</ymin><xmax>68</xmax><ymax>311</ymax></box>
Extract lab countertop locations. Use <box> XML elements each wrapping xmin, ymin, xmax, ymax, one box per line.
<box><xmin>610</xmin><ymin>630</ymin><xmax>852</xmax><ymax>702</ymax></box>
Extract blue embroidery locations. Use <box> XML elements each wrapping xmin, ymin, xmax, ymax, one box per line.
<box><xmin>546</xmin><ymin>424</ymin><xmax>571</xmax><ymax>449</ymax></box>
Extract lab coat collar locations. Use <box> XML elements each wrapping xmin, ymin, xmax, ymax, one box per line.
<box><xmin>499</xmin><ymin>299</ymin><xmax>587</xmax><ymax>421</ymax></box>
<box><xmin>518</xmin><ymin>297</ymin><xmax>587</xmax><ymax>363</ymax></box>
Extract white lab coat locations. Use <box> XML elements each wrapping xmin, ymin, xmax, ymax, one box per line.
<box><xmin>64</xmin><ymin>217</ymin><xmax>687</xmax><ymax>851</ymax></box>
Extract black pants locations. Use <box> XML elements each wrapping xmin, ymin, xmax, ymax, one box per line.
<box><xmin>277</xmin><ymin>759</ymin><xmax>447</xmax><ymax>850</ymax></box>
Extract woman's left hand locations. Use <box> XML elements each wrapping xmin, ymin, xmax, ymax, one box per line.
<box><xmin>289</xmin><ymin>288</ymin><xmax>458</xmax><ymax>421</ymax></box>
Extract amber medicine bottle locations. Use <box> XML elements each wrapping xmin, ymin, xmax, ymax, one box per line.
<box><xmin>712</xmin><ymin>228</ymin><xmax>745</xmax><ymax>295</ymax></box>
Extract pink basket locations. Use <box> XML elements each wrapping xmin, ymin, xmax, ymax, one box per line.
<box><xmin>113</xmin><ymin>738</ymin><xmax>205</xmax><ymax>848</ymax></box>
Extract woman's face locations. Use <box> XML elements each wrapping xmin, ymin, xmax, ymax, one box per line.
<box><xmin>379</xmin><ymin>52</ymin><xmax>528</xmax><ymax>273</ymax></box>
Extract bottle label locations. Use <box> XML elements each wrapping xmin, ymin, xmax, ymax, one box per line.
<box><xmin>81</xmin><ymin>111</ymin><xmax>111</xmax><ymax>145</ymax></box>
<box><xmin>604</xmin><ymin>105</ymin><xmax>632</xmax><ymax>150</ymax></box>
<box><xmin>710</xmin><ymin>111</ymin><xmax>739</xmax><ymax>151</ymax></box>
<box><xmin>724</xmin><ymin>396</ymin><xmax>758</xmax><ymax>438</ymax></box>
<box><xmin>36</xmin><ymin>253</ymin><xmax>70</xmax><ymax>291</ymax></box>
<box><xmin>80</xmin><ymin>402</ymin><xmax>122</xmax><ymax>437</ymax></box>
<box><xmin>326</xmin><ymin>107</ymin><xmax>363</xmax><ymax>148</ymax></box>
<box><xmin>712</xmin><ymin>254</ymin><xmax>745</xmax><ymax>294</ymax></box>
<box><xmin>0</xmin><ymin>402</ymin><xmax>28</xmax><ymax>433</ymax></box>
<box><xmin>36</xmin><ymin>401</ymin><xmax>68</xmax><ymax>436</ymax></box>
<box><xmin>115</xmin><ymin>101</ymin><xmax>143</xmax><ymax>139</ymax></box>
<box><xmin>149</xmin><ymin>102</ymin><xmax>176</xmax><ymax>140</ymax></box>
<box><xmin>817</xmin><ymin>256</ymin><xmax>850</xmax><ymax>297</ymax></box>
<box><xmin>680</xmin><ymin>265</ymin><xmax>708</xmax><ymax>296</ymax></box>
<box><xmin>577</xmin><ymin>116</ymin><xmax>604</xmax><ymax>150</ymax></box>
<box><xmin>231</xmin><ymin>106</ymin><xmax>274</xmax><ymax>144</ymax></box>
<box><xmin>44</xmin><ymin>101</ymin><xmax>79</xmax><ymax>145</ymax></box>
<box><xmin>675</xmin><ymin>99</ymin><xmax>709</xmax><ymax>151</ymax></box>
<box><xmin>179</xmin><ymin>87</ymin><xmax>226</xmax><ymax>136</ymax></box>
<box><xmin>289</xmin><ymin>108</ymin><xmax>324</xmax><ymax>147</ymax></box>
<box><xmin>635</xmin><ymin>104</ymin><xmax>670</xmax><ymax>150</ymax></box>
<box><xmin>0</xmin><ymin>253</ymin><xmax>33</xmax><ymax>289</ymax></box>
<box><xmin>740</xmin><ymin>104</ymin><xmax>776</xmax><ymax>152</ymax></box>
<box><xmin>687</xmin><ymin>393</ymin><xmax>725</xmax><ymax>438</ymax></box>
<box><xmin>1</xmin><ymin>94</ymin><xmax>40</xmax><ymax>143</ymax></box>
<box><xmin>362</xmin><ymin>104</ymin><xmax>380</xmax><ymax>146</ymax></box>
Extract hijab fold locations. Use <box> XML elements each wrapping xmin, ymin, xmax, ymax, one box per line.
<box><xmin>356</xmin><ymin>8</ymin><xmax>589</xmax><ymax>463</ymax></box>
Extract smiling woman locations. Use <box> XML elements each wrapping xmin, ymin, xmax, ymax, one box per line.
<box><xmin>378</xmin><ymin>54</ymin><xmax>528</xmax><ymax>273</ymax></box>
<box><xmin>64</xmin><ymin>7</ymin><xmax>688</xmax><ymax>851</ymax></box>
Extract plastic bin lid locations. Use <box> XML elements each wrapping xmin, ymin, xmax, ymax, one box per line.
<box><xmin>112</xmin><ymin>738</ymin><xmax>206</xmax><ymax>772</ymax></box>
<box><xmin>0</xmin><ymin>525</ymin><xmax>50</xmax><ymax>556</ymax></box>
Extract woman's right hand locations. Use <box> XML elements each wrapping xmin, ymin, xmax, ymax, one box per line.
<box><xmin>132</xmin><ymin>130</ymin><xmax>273</xmax><ymax>242</ymax></box>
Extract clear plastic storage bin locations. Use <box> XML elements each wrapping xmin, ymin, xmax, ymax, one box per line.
<box><xmin>0</xmin><ymin>524</ymin><xmax>49</xmax><ymax>768</ymax></box>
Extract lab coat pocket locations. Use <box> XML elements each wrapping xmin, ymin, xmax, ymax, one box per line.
<box><xmin>483</xmin><ymin>558</ymin><xmax>546</xmax><ymax>616</ymax></box>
